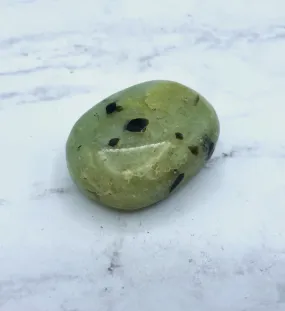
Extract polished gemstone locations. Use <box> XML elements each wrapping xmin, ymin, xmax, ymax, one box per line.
<box><xmin>66</xmin><ymin>80</ymin><xmax>220</xmax><ymax>210</ymax></box>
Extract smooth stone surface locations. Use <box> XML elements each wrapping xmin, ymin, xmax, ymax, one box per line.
<box><xmin>66</xmin><ymin>80</ymin><xmax>220</xmax><ymax>210</ymax></box>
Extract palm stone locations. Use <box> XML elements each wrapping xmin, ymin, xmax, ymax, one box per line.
<box><xmin>66</xmin><ymin>80</ymin><xmax>220</xmax><ymax>210</ymax></box>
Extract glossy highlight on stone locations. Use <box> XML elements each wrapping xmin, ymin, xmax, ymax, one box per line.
<box><xmin>66</xmin><ymin>80</ymin><xmax>220</xmax><ymax>210</ymax></box>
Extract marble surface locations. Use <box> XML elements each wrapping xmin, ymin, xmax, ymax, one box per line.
<box><xmin>1</xmin><ymin>1</ymin><xmax>285</xmax><ymax>310</ymax></box>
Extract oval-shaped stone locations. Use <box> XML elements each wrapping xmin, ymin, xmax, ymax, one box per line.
<box><xmin>66</xmin><ymin>80</ymin><xmax>220</xmax><ymax>210</ymax></box>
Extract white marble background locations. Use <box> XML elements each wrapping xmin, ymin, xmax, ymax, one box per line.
<box><xmin>1</xmin><ymin>0</ymin><xmax>285</xmax><ymax>310</ymax></box>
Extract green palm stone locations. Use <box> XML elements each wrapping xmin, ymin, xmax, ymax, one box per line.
<box><xmin>66</xmin><ymin>80</ymin><xmax>220</xmax><ymax>210</ymax></box>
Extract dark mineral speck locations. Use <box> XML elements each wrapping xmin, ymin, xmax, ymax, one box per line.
<box><xmin>108</xmin><ymin>138</ymin><xmax>120</xmax><ymax>147</ymax></box>
<box><xmin>175</xmin><ymin>132</ymin><xmax>183</xmax><ymax>140</ymax></box>
<box><xmin>116</xmin><ymin>105</ymin><xmax>123</xmax><ymax>112</ymax></box>
<box><xmin>77</xmin><ymin>145</ymin><xmax>82</xmax><ymax>151</ymax></box>
<box><xmin>188</xmin><ymin>145</ymin><xmax>199</xmax><ymax>156</ymax></box>
<box><xmin>194</xmin><ymin>95</ymin><xmax>200</xmax><ymax>105</ymax></box>
<box><xmin>170</xmin><ymin>173</ymin><xmax>184</xmax><ymax>193</ymax></box>
<box><xmin>125</xmin><ymin>118</ymin><xmax>149</xmax><ymax>132</ymax></box>
<box><xmin>202</xmin><ymin>135</ymin><xmax>215</xmax><ymax>160</ymax></box>
<box><xmin>106</xmin><ymin>102</ymin><xmax>117</xmax><ymax>114</ymax></box>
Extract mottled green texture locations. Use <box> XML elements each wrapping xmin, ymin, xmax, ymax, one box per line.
<box><xmin>66</xmin><ymin>80</ymin><xmax>220</xmax><ymax>210</ymax></box>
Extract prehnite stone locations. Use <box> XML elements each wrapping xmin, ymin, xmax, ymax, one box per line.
<box><xmin>66</xmin><ymin>80</ymin><xmax>220</xmax><ymax>210</ymax></box>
